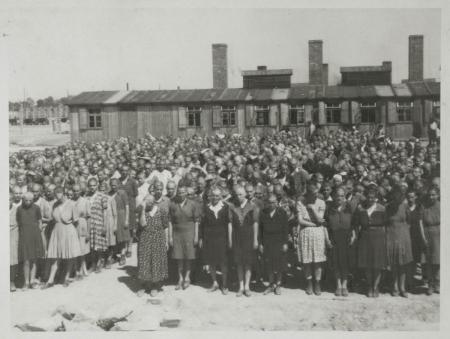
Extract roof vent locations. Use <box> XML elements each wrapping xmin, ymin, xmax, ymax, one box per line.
<box><xmin>257</xmin><ymin>65</ymin><xmax>267</xmax><ymax>71</ymax></box>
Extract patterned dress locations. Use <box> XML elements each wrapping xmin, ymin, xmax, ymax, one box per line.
<box><xmin>73</xmin><ymin>197</ymin><xmax>91</xmax><ymax>256</ymax></box>
<box><xmin>104</xmin><ymin>194</ymin><xmax>117</xmax><ymax>247</ymax></box>
<box><xmin>386</xmin><ymin>202</ymin><xmax>413</xmax><ymax>267</ymax></box>
<box><xmin>296</xmin><ymin>198</ymin><xmax>327</xmax><ymax>264</ymax></box>
<box><xmin>138</xmin><ymin>207</ymin><xmax>169</xmax><ymax>283</ymax></box>
<box><xmin>88</xmin><ymin>191</ymin><xmax>109</xmax><ymax>251</ymax></box>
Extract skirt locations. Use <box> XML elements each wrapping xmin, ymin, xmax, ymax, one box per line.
<box><xmin>330</xmin><ymin>229</ymin><xmax>355</xmax><ymax>273</ymax></box>
<box><xmin>47</xmin><ymin>222</ymin><xmax>82</xmax><ymax>259</ymax></box>
<box><xmin>424</xmin><ymin>226</ymin><xmax>440</xmax><ymax>265</ymax></box>
<box><xmin>358</xmin><ymin>228</ymin><xmax>387</xmax><ymax>269</ymax></box>
<box><xmin>387</xmin><ymin>224</ymin><xmax>413</xmax><ymax>268</ymax></box>
<box><xmin>202</xmin><ymin>228</ymin><xmax>228</xmax><ymax>266</ymax></box>
<box><xmin>232</xmin><ymin>225</ymin><xmax>255</xmax><ymax>267</ymax></box>
<box><xmin>263</xmin><ymin>235</ymin><xmax>287</xmax><ymax>273</ymax></box>
<box><xmin>410</xmin><ymin>224</ymin><xmax>424</xmax><ymax>263</ymax></box>
<box><xmin>77</xmin><ymin>218</ymin><xmax>90</xmax><ymax>256</ymax></box>
<box><xmin>172</xmin><ymin>223</ymin><xmax>196</xmax><ymax>260</ymax></box>
<box><xmin>10</xmin><ymin>227</ymin><xmax>19</xmax><ymax>265</ymax></box>
<box><xmin>138</xmin><ymin>228</ymin><xmax>168</xmax><ymax>283</ymax></box>
<box><xmin>116</xmin><ymin>209</ymin><xmax>132</xmax><ymax>244</ymax></box>
<box><xmin>18</xmin><ymin>226</ymin><xmax>45</xmax><ymax>262</ymax></box>
<box><xmin>297</xmin><ymin>226</ymin><xmax>326</xmax><ymax>264</ymax></box>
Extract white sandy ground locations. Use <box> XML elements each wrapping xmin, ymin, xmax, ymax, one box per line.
<box><xmin>10</xmin><ymin>243</ymin><xmax>439</xmax><ymax>332</ymax></box>
<box><xmin>9</xmin><ymin>125</ymin><xmax>71</xmax><ymax>153</ymax></box>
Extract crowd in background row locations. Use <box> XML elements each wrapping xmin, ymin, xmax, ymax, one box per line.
<box><xmin>9</xmin><ymin>128</ymin><xmax>440</xmax><ymax>298</ymax></box>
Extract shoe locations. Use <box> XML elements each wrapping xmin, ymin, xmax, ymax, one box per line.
<box><xmin>367</xmin><ymin>287</ymin><xmax>374</xmax><ymax>298</ymax></box>
<box><xmin>236</xmin><ymin>290</ymin><xmax>244</xmax><ymax>297</ymax></box>
<box><xmin>136</xmin><ymin>289</ymin><xmax>146</xmax><ymax>297</ymax></box>
<box><xmin>41</xmin><ymin>282</ymin><xmax>54</xmax><ymax>290</ymax></box>
<box><xmin>244</xmin><ymin>290</ymin><xmax>251</xmax><ymax>297</ymax></box>
<box><xmin>341</xmin><ymin>288</ymin><xmax>349</xmax><ymax>297</ymax></box>
<box><xmin>119</xmin><ymin>255</ymin><xmax>126</xmax><ymax>266</ymax></box>
<box><xmin>426</xmin><ymin>282</ymin><xmax>433</xmax><ymax>296</ymax></box>
<box><xmin>182</xmin><ymin>280</ymin><xmax>190</xmax><ymax>290</ymax></box>
<box><xmin>98</xmin><ymin>258</ymin><xmax>105</xmax><ymax>269</ymax></box>
<box><xmin>313</xmin><ymin>281</ymin><xmax>321</xmax><ymax>296</ymax></box>
<box><xmin>208</xmin><ymin>284</ymin><xmax>219</xmax><ymax>293</ymax></box>
<box><xmin>150</xmin><ymin>289</ymin><xmax>158</xmax><ymax>297</ymax></box>
<box><xmin>10</xmin><ymin>283</ymin><xmax>16</xmax><ymax>292</ymax></box>
<box><xmin>373</xmin><ymin>288</ymin><xmax>380</xmax><ymax>298</ymax></box>
<box><xmin>306</xmin><ymin>280</ymin><xmax>313</xmax><ymax>295</ymax></box>
<box><xmin>335</xmin><ymin>288</ymin><xmax>342</xmax><ymax>297</ymax></box>
<box><xmin>221</xmin><ymin>287</ymin><xmax>229</xmax><ymax>295</ymax></box>
<box><xmin>434</xmin><ymin>281</ymin><xmax>440</xmax><ymax>294</ymax></box>
<box><xmin>126</xmin><ymin>251</ymin><xmax>132</xmax><ymax>258</ymax></box>
<box><xmin>63</xmin><ymin>280</ymin><xmax>70</xmax><ymax>288</ymax></box>
<box><xmin>263</xmin><ymin>285</ymin><xmax>275</xmax><ymax>295</ymax></box>
<box><xmin>391</xmin><ymin>289</ymin><xmax>399</xmax><ymax>297</ymax></box>
<box><xmin>274</xmin><ymin>285</ymin><xmax>282</xmax><ymax>295</ymax></box>
<box><xmin>400</xmin><ymin>290</ymin><xmax>409</xmax><ymax>298</ymax></box>
<box><xmin>175</xmin><ymin>282</ymin><xmax>183</xmax><ymax>291</ymax></box>
<box><xmin>31</xmin><ymin>282</ymin><xmax>39</xmax><ymax>289</ymax></box>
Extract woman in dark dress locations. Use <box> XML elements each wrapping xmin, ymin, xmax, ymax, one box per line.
<box><xmin>421</xmin><ymin>187</ymin><xmax>440</xmax><ymax>295</ymax></box>
<box><xmin>199</xmin><ymin>187</ymin><xmax>232</xmax><ymax>295</ymax></box>
<box><xmin>168</xmin><ymin>186</ymin><xmax>200</xmax><ymax>290</ymax></box>
<box><xmin>17</xmin><ymin>192</ymin><xmax>45</xmax><ymax>290</ymax></box>
<box><xmin>259</xmin><ymin>194</ymin><xmax>289</xmax><ymax>296</ymax></box>
<box><xmin>229</xmin><ymin>185</ymin><xmax>259</xmax><ymax>297</ymax></box>
<box><xmin>325</xmin><ymin>187</ymin><xmax>356</xmax><ymax>297</ymax></box>
<box><xmin>137</xmin><ymin>194</ymin><xmax>169</xmax><ymax>297</ymax></box>
<box><xmin>406</xmin><ymin>190</ymin><xmax>424</xmax><ymax>279</ymax></box>
<box><xmin>386</xmin><ymin>187</ymin><xmax>413</xmax><ymax>297</ymax></box>
<box><xmin>352</xmin><ymin>186</ymin><xmax>387</xmax><ymax>298</ymax></box>
<box><xmin>110</xmin><ymin>179</ymin><xmax>130</xmax><ymax>266</ymax></box>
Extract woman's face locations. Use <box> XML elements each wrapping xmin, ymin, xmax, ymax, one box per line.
<box><xmin>367</xmin><ymin>192</ymin><xmax>377</xmax><ymax>205</ymax></box>
<box><xmin>56</xmin><ymin>191</ymin><xmax>64</xmax><ymax>201</ymax></box>
<box><xmin>406</xmin><ymin>192</ymin><xmax>416</xmax><ymax>205</ymax></box>
<box><xmin>429</xmin><ymin>190</ymin><xmax>438</xmax><ymax>203</ymax></box>
<box><xmin>334</xmin><ymin>190</ymin><xmax>346</xmax><ymax>206</ymax></box>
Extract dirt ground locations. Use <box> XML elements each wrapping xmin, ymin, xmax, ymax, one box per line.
<box><xmin>9</xmin><ymin>125</ymin><xmax>71</xmax><ymax>153</ymax></box>
<box><xmin>10</xmin><ymin>243</ymin><xmax>439</xmax><ymax>332</ymax></box>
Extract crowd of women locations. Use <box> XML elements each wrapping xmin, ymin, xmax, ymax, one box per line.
<box><xmin>9</xmin><ymin>127</ymin><xmax>440</xmax><ymax>299</ymax></box>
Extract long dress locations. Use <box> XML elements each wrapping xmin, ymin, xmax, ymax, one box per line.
<box><xmin>386</xmin><ymin>202</ymin><xmax>413</xmax><ymax>267</ymax></box>
<box><xmin>353</xmin><ymin>203</ymin><xmax>387</xmax><ymax>269</ymax></box>
<box><xmin>422</xmin><ymin>201</ymin><xmax>440</xmax><ymax>265</ymax></box>
<box><xmin>104</xmin><ymin>194</ymin><xmax>117</xmax><ymax>247</ymax></box>
<box><xmin>138</xmin><ymin>206</ymin><xmax>169</xmax><ymax>283</ymax></box>
<box><xmin>73</xmin><ymin>197</ymin><xmax>91</xmax><ymax>256</ymax></box>
<box><xmin>169</xmin><ymin>200</ymin><xmax>199</xmax><ymax>260</ymax></box>
<box><xmin>325</xmin><ymin>202</ymin><xmax>355</xmax><ymax>273</ymax></box>
<box><xmin>10</xmin><ymin>201</ymin><xmax>21</xmax><ymax>265</ymax></box>
<box><xmin>88</xmin><ymin>191</ymin><xmax>109</xmax><ymax>251</ymax></box>
<box><xmin>47</xmin><ymin>200</ymin><xmax>81</xmax><ymax>259</ymax></box>
<box><xmin>230</xmin><ymin>200</ymin><xmax>259</xmax><ymax>267</ymax></box>
<box><xmin>259</xmin><ymin>208</ymin><xmax>289</xmax><ymax>273</ymax></box>
<box><xmin>17</xmin><ymin>204</ymin><xmax>45</xmax><ymax>261</ymax></box>
<box><xmin>114</xmin><ymin>189</ymin><xmax>131</xmax><ymax>243</ymax></box>
<box><xmin>200</xmin><ymin>202</ymin><xmax>230</xmax><ymax>266</ymax></box>
<box><xmin>407</xmin><ymin>205</ymin><xmax>424</xmax><ymax>263</ymax></box>
<box><xmin>121</xmin><ymin>177</ymin><xmax>138</xmax><ymax>231</ymax></box>
<box><xmin>296</xmin><ymin>198</ymin><xmax>327</xmax><ymax>264</ymax></box>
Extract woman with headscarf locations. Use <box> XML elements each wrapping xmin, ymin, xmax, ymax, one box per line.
<box><xmin>168</xmin><ymin>186</ymin><xmax>200</xmax><ymax>290</ymax></box>
<box><xmin>421</xmin><ymin>186</ymin><xmax>440</xmax><ymax>295</ymax></box>
<box><xmin>42</xmin><ymin>187</ymin><xmax>81</xmax><ymax>288</ymax></box>
<box><xmin>352</xmin><ymin>186</ymin><xmax>387</xmax><ymax>298</ymax></box>
<box><xmin>137</xmin><ymin>194</ymin><xmax>169</xmax><ymax>297</ymax></box>
<box><xmin>385</xmin><ymin>186</ymin><xmax>413</xmax><ymax>297</ymax></box>
<box><xmin>17</xmin><ymin>191</ymin><xmax>45</xmax><ymax>290</ymax></box>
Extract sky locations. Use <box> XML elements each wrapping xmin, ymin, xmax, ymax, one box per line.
<box><xmin>4</xmin><ymin>5</ymin><xmax>441</xmax><ymax>101</ymax></box>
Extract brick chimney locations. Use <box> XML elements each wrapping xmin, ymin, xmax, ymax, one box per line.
<box><xmin>212</xmin><ymin>43</ymin><xmax>228</xmax><ymax>88</ymax></box>
<box><xmin>322</xmin><ymin>63</ymin><xmax>328</xmax><ymax>86</ymax></box>
<box><xmin>309</xmin><ymin>40</ymin><xmax>323</xmax><ymax>85</ymax></box>
<box><xmin>408</xmin><ymin>35</ymin><xmax>423</xmax><ymax>81</ymax></box>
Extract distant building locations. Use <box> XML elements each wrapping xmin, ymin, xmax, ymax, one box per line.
<box><xmin>67</xmin><ymin>35</ymin><xmax>440</xmax><ymax>141</ymax></box>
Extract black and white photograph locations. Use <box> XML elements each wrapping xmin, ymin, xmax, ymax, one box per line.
<box><xmin>2</xmin><ymin>0</ymin><xmax>448</xmax><ymax>335</ymax></box>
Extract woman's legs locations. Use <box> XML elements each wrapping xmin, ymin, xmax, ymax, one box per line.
<box><xmin>46</xmin><ymin>259</ymin><xmax>58</xmax><ymax>284</ymax></box>
<box><xmin>244</xmin><ymin>264</ymin><xmax>252</xmax><ymax>292</ymax></box>
<box><xmin>365</xmin><ymin>268</ymin><xmax>373</xmax><ymax>297</ymax></box>
<box><xmin>313</xmin><ymin>263</ymin><xmax>322</xmax><ymax>295</ymax></box>
<box><xmin>64</xmin><ymin>259</ymin><xmax>75</xmax><ymax>284</ymax></box>
<box><xmin>399</xmin><ymin>265</ymin><xmax>408</xmax><ymax>296</ymax></box>
<box><xmin>176</xmin><ymin>260</ymin><xmax>184</xmax><ymax>289</ymax></box>
<box><xmin>373</xmin><ymin>269</ymin><xmax>381</xmax><ymax>297</ymax></box>
<box><xmin>209</xmin><ymin>266</ymin><xmax>219</xmax><ymax>289</ymax></box>
<box><xmin>236</xmin><ymin>264</ymin><xmax>244</xmax><ymax>294</ymax></box>
<box><xmin>392</xmin><ymin>265</ymin><xmax>399</xmax><ymax>295</ymax></box>
<box><xmin>341</xmin><ymin>268</ymin><xmax>349</xmax><ymax>295</ymax></box>
<box><xmin>10</xmin><ymin>265</ymin><xmax>17</xmax><ymax>290</ymax></box>
<box><xmin>335</xmin><ymin>271</ymin><xmax>342</xmax><ymax>295</ymax></box>
<box><xmin>433</xmin><ymin>264</ymin><xmax>440</xmax><ymax>293</ymax></box>
<box><xmin>303</xmin><ymin>263</ymin><xmax>313</xmax><ymax>294</ymax></box>
<box><xmin>221</xmin><ymin>263</ymin><xmax>228</xmax><ymax>290</ymax></box>
<box><xmin>184</xmin><ymin>260</ymin><xmax>191</xmax><ymax>283</ymax></box>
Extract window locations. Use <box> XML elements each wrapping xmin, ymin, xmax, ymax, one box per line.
<box><xmin>289</xmin><ymin>104</ymin><xmax>305</xmax><ymax>125</ymax></box>
<box><xmin>360</xmin><ymin>102</ymin><xmax>377</xmax><ymax>123</ymax></box>
<box><xmin>325</xmin><ymin>103</ymin><xmax>341</xmax><ymax>123</ymax></box>
<box><xmin>187</xmin><ymin>106</ymin><xmax>201</xmax><ymax>127</ymax></box>
<box><xmin>396</xmin><ymin>101</ymin><xmax>412</xmax><ymax>122</ymax></box>
<box><xmin>88</xmin><ymin>108</ymin><xmax>102</xmax><ymax>128</ymax></box>
<box><xmin>432</xmin><ymin>101</ymin><xmax>440</xmax><ymax>117</ymax></box>
<box><xmin>221</xmin><ymin>105</ymin><xmax>236</xmax><ymax>126</ymax></box>
<box><xmin>255</xmin><ymin>105</ymin><xmax>269</xmax><ymax>126</ymax></box>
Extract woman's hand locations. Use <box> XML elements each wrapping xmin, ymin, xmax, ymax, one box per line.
<box><xmin>253</xmin><ymin>240</ymin><xmax>259</xmax><ymax>250</ymax></box>
<box><xmin>194</xmin><ymin>237</ymin><xmax>199</xmax><ymax>247</ymax></box>
<box><xmin>259</xmin><ymin>244</ymin><xmax>264</xmax><ymax>253</ymax></box>
<box><xmin>169</xmin><ymin>237</ymin><xmax>173</xmax><ymax>247</ymax></box>
<box><xmin>325</xmin><ymin>239</ymin><xmax>333</xmax><ymax>249</ymax></box>
<box><xmin>282</xmin><ymin>244</ymin><xmax>288</xmax><ymax>252</ymax></box>
<box><xmin>198</xmin><ymin>239</ymin><xmax>203</xmax><ymax>248</ymax></box>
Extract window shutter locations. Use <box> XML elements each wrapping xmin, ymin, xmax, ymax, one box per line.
<box><xmin>280</xmin><ymin>103</ymin><xmax>289</xmax><ymax>126</ymax></box>
<box><xmin>304</xmin><ymin>104</ymin><xmax>312</xmax><ymax>123</ymax></box>
<box><xmin>212</xmin><ymin>105</ymin><xmax>222</xmax><ymax>128</ymax></box>
<box><xmin>245</xmin><ymin>105</ymin><xmax>255</xmax><ymax>127</ymax></box>
<box><xmin>351</xmin><ymin>101</ymin><xmax>359</xmax><ymax>124</ymax></box>
<box><xmin>79</xmin><ymin>108</ymin><xmax>88</xmax><ymax>129</ymax></box>
<box><xmin>178</xmin><ymin>106</ymin><xmax>187</xmax><ymax>129</ymax></box>
<box><xmin>269</xmin><ymin>105</ymin><xmax>278</xmax><ymax>126</ymax></box>
<box><xmin>341</xmin><ymin>101</ymin><xmax>349</xmax><ymax>124</ymax></box>
<box><xmin>387</xmin><ymin>102</ymin><xmax>398</xmax><ymax>123</ymax></box>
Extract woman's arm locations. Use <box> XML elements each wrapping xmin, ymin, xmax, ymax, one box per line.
<box><xmin>228</xmin><ymin>222</ymin><xmax>232</xmax><ymax>249</ymax></box>
<box><xmin>168</xmin><ymin>221</ymin><xmax>173</xmax><ymax>247</ymax></box>
<box><xmin>194</xmin><ymin>221</ymin><xmax>199</xmax><ymax>246</ymax></box>
<box><xmin>419</xmin><ymin>219</ymin><xmax>427</xmax><ymax>247</ymax></box>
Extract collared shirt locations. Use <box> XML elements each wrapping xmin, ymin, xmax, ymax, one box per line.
<box><xmin>209</xmin><ymin>201</ymin><xmax>224</xmax><ymax>218</ymax></box>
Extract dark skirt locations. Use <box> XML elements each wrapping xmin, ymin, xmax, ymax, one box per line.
<box><xmin>424</xmin><ymin>226</ymin><xmax>440</xmax><ymax>265</ymax></box>
<box><xmin>263</xmin><ymin>234</ymin><xmax>287</xmax><ymax>273</ymax></box>
<box><xmin>386</xmin><ymin>224</ymin><xmax>413</xmax><ymax>268</ymax></box>
<box><xmin>172</xmin><ymin>222</ymin><xmax>196</xmax><ymax>260</ymax></box>
<box><xmin>330</xmin><ymin>229</ymin><xmax>355</xmax><ymax>273</ymax></box>
<box><xmin>202</xmin><ymin>228</ymin><xmax>228</xmax><ymax>266</ymax></box>
<box><xmin>410</xmin><ymin>224</ymin><xmax>424</xmax><ymax>263</ymax></box>
<box><xmin>358</xmin><ymin>228</ymin><xmax>387</xmax><ymax>269</ymax></box>
<box><xmin>18</xmin><ymin>228</ymin><xmax>45</xmax><ymax>262</ymax></box>
<box><xmin>116</xmin><ymin>208</ymin><xmax>132</xmax><ymax>243</ymax></box>
<box><xmin>232</xmin><ymin>225</ymin><xmax>255</xmax><ymax>267</ymax></box>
